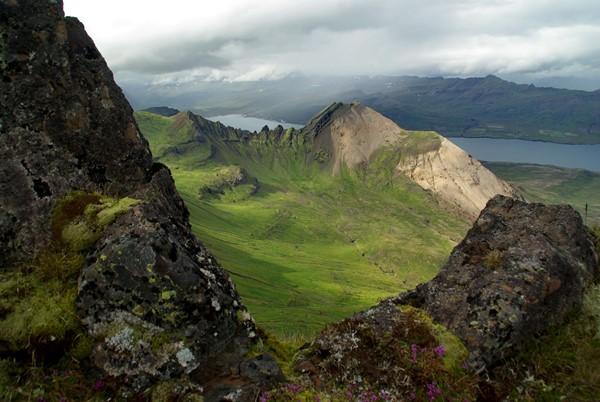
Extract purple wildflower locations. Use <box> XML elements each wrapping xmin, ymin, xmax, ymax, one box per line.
<box><xmin>426</xmin><ymin>381</ymin><xmax>441</xmax><ymax>401</ymax></box>
<box><xmin>410</xmin><ymin>343</ymin><xmax>419</xmax><ymax>363</ymax></box>
<box><xmin>285</xmin><ymin>383</ymin><xmax>302</xmax><ymax>393</ymax></box>
<box><xmin>433</xmin><ymin>345</ymin><xmax>446</xmax><ymax>357</ymax></box>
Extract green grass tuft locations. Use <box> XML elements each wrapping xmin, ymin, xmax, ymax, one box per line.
<box><xmin>53</xmin><ymin>191</ymin><xmax>140</xmax><ymax>252</ymax></box>
<box><xmin>495</xmin><ymin>283</ymin><xmax>600</xmax><ymax>401</ymax></box>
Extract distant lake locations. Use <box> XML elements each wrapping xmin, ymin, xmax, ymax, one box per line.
<box><xmin>205</xmin><ymin>114</ymin><xmax>599</xmax><ymax>172</ymax></box>
<box><xmin>449</xmin><ymin>137</ymin><xmax>600</xmax><ymax>172</ymax></box>
<box><xmin>207</xmin><ymin>114</ymin><xmax>303</xmax><ymax>132</ymax></box>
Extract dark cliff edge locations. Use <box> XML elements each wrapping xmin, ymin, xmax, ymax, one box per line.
<box><xmin>0</xmin><ymin>1</ymin><xmax>281</xmax><ymax>400</ymax></box>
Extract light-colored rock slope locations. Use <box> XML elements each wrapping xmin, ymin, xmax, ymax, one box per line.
<box><xmin>396</xmin><ymin>136</ymin><xmax>519</xmax><ymax>220</ymax></box>
<box><xmin>309</xmin><ymin>103</ymin><xmax>520</xmax><ymax>220</ymax></box>
<box><xmin>311</xmin><ymin>103</ymin><xmax>407</xmax><ymax>174</ymax></box>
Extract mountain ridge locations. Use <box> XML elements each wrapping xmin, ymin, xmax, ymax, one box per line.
<box><xmin>141</xmin><ymin>102</ymin><xmax>520</xmax><ymax>219</ymax></box>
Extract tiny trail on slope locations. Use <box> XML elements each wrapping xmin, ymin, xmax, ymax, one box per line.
<box><xmin>337</xmin><ymin>225</ymin><xmax>389</xmax><ymax>275</ymax></box>
<box><xmin>227</xmin><ymin>270</ymin><xmax>307</xmax><ymax>296</ymax></box>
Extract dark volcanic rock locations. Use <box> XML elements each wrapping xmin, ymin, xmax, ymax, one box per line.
<box><xmin>0</xmin><ymin>0</ymin><xmax>281</xmax><ymax>399</ymax></box>
<box><xmin>0</xmin><ymin>0</ymin><xmax>152</xmax><ymax>264</ymax></box>
<box><xmin>395</xmin><ymin>195</ymin><xmax>599</xmax><ymax>372</ymax></box>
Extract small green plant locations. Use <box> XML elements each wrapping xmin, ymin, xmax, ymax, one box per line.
<box><xmin>484</xmin><ymin>249</ymin><xmax>503</xmax><ymax>269</ymax></box>
<box><xmin>52</xmin><ymin>191</ymin><xmax>140</xmax><ymax>251</ymax></box>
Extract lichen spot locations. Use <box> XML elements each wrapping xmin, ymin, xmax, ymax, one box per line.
<box><xmin>161</xmin><ymin>290</ymin><xmax>176</xmax><ymax>301</ymax></box>
<box><xmin>100</xmin><ymin>86</ymin><xmax>114</xmax><ymax>109</ymax></box>
<box><xmin>176</xmin><ymin>348</ymin><xmax>195</xmax><ymax>368</ymax></box>
<box><xmin>124</xmin><ymin>122</ymin><xmax>140</xmax><ymax>142</ymax></box>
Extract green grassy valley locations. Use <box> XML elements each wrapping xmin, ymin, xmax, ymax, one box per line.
<box><xmin>135</xmin><ymin>110</ymin><xmax>470</xmax><ymax>336</ymax></box>
<box><xmin>485</xmin><ymin>162</ymin><xmax>600</xmax><ymax>227</ymax></box>
<box><xmin>136</xmin><ymin>107</ymin><xmax>600</xmax><ymax>340</ymax></box>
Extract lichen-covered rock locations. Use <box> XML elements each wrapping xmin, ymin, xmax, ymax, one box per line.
<box><xmin>0</xmin><ymin>0</ymin><xmax>281</xmax><ymax>399</ymax></box>
<box><xmin>295</xmin><ymin>301</ymin><xmax>475</xmax><ymax>401</ymax></box>
<box><xmin>394</xmin><ymin>195</ymin><xmax>599</xmax><ymax>372</ymax></box>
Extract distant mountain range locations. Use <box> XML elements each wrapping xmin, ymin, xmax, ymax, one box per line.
<box><xmin>122</xmin><ymin>74</ymin><xmax>600</xmax><ymax>144</ymax></box>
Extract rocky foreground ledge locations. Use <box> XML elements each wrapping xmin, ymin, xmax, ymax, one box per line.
<box><xmin>297</xmin><ymin>195</ymin><xmax>598</xmax><ymax>399</ymax></box>
<box><xmin>394</xmin><ymin>195</ymin><xmax>598</xmax><ymax>371</ymax></box>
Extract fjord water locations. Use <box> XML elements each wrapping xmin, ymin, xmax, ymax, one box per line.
<box><xmin>209</xmin><ymin>114</ymin><xmax>600</xmax><ymax>172</ymax></box>
<box><xmin>449</xmin><ymin>138</ymin><xmax>600</xmax><ymax>172</ymax></box>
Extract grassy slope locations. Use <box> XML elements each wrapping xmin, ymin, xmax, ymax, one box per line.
<box><xmin>137</xmin><ymin>111</ymin><xmax>470</xmax><ymax>336</ymax></box>
<box><xmin>484</xmin><ymin>162</ymin><xmax>600</xmax><ymax>227</ymax></box>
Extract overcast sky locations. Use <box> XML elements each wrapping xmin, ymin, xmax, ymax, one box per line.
<box><xmin>63</xmin><ymin>0</ymin><xmax>600</xmax><ymax>90</ymax></box>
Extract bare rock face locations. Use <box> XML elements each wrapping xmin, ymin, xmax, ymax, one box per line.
<box><xmin>0</xmin><ymin>0</ymin><xmax>281</xmax><ymax>399</ymax></box>
<box><xmin>395</xmin><ymin>195</ymin><xmax>599</xmax><ymax>372</ymax></box>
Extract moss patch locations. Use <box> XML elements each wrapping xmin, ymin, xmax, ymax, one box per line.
<box><xmin>0</xmin><ymin>192</ymin><xmax>140</xmax><ymax>354</ymax></box>
<box><xmin>400</xmin><ymin>305</ymin><xmax>469</xmax><ymax>373</ymax></box>
<box><xmin>53</xmin><ymin>191</ymin><xmax>140</xmax><ymax>252</ymax></box>
<box><xmin>246</xmin><ymin>327</ymin><xmax>304</xmax><ymax>377</ymax></box>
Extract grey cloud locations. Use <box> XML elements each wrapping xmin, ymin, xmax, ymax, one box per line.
<box><xmin>88</xmin><ymin>0</ymin><xmax>600</xmax><ymax>87</ymax></box>
<box><xmin>119</xmin><ymin>50</ymin><xmax>230</xmax><ymax>75</ymax></box>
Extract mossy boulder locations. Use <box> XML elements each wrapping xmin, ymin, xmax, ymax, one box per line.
<box><xmin>295</xmin><ymin>300</ymin><xmax>476</xmax><ymax>400</ymax></box>
<box><xmin>395</xmin><ymin>195</ymin><xmax>599</xmax><ymax>372</ymax></box>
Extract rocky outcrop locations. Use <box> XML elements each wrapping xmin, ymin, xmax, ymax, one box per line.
<box><xmin>0</xmin><ymin>1</ymin><xmax>153</xmax><ymax>265</ymax></box>
<box><xmin>304</xmin><ymin>102</ymin><xmax>520</xmax><ymax>219</ymax></box>
<box><xmin>296</xmin><ymin>195</ymin><xmax>598</xmax><ymax>400</ymax></box>
<box><xmin>0</xmin><ymin>0</ymin><xmax>281</xmax><ymax>399</ymax></box>
<box><xmin>395</xmin><ymin>195</ymin><xmax>598</xmax><ymax>371</ymax></box>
